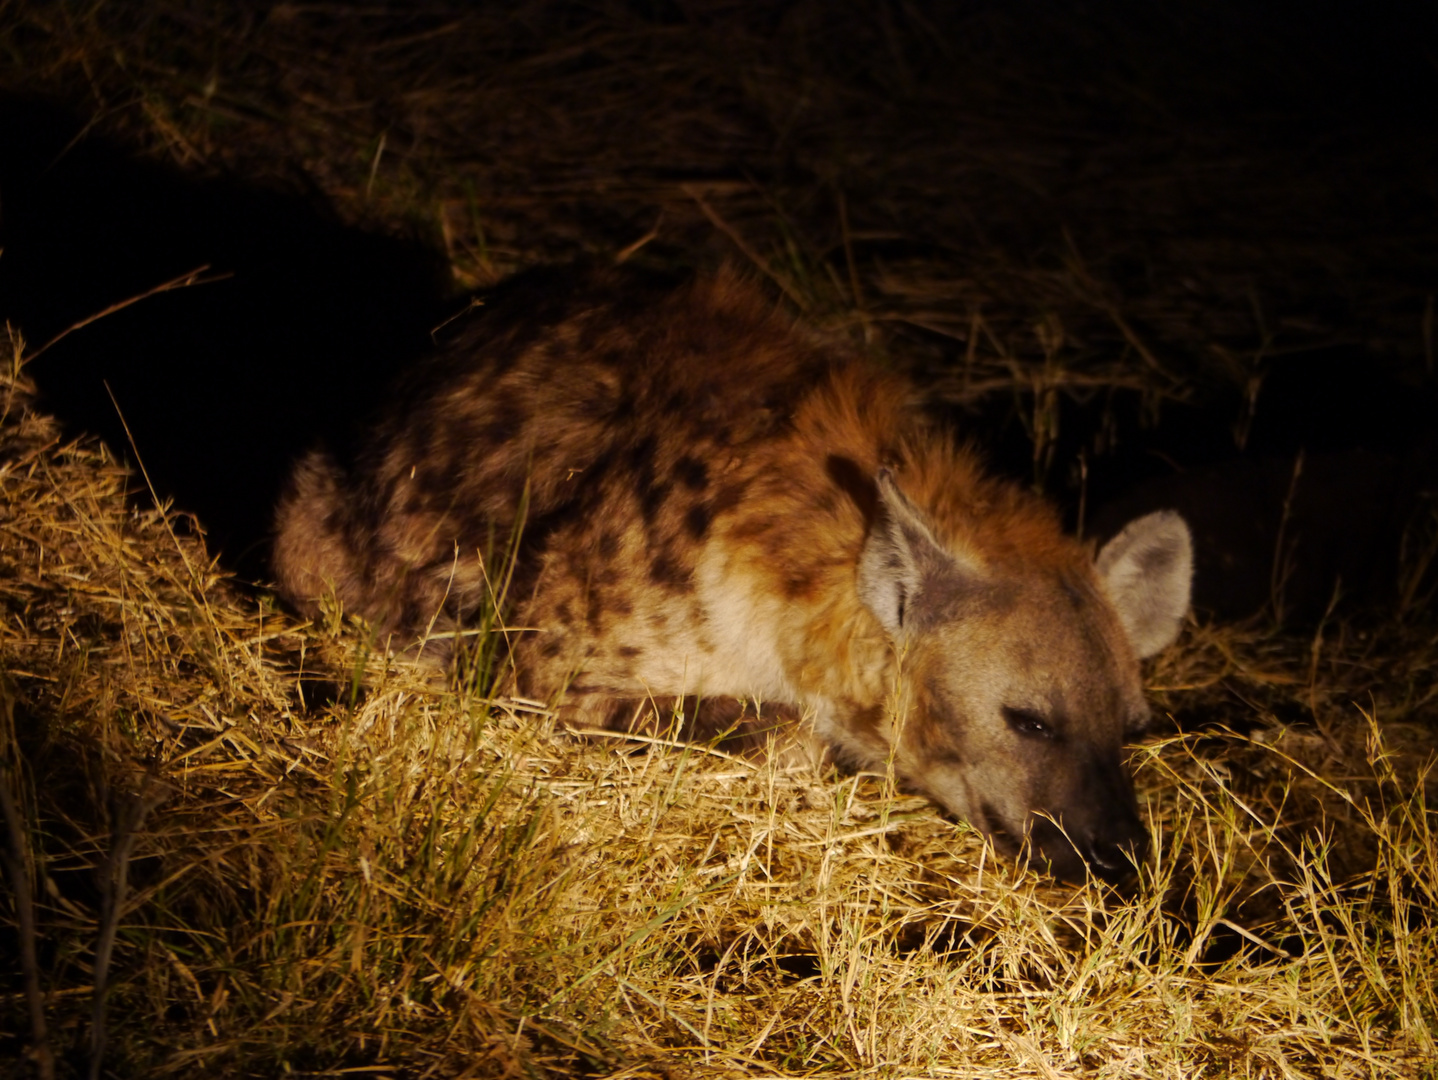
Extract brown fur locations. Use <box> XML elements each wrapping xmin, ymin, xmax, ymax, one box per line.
<box><xmin>274</xmin><ymin>265</ymin><xmax>1191</xmax><ymax>881</ymax></box>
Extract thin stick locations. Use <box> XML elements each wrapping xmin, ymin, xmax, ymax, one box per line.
<box><xmin>365</xmin><ymin>131</ymin><xmax>387</xmax><ymax>201</ymax></box>
<box><xmin>835</xmin><ymin>188</ymin><xmax>871</xmax><ymax>344</ymax></box>
<box><xmin>682</xmin><ymin>184</ymin><xmax>808</xmax><ymax>311</ymax></box>
<box><xmin>615</xmin><ymin>211</ymin><xmax>663</xmax><ymax>263</ymax></box>
<box><xmin>102</xmin><ymin>383</ymin><xmax>215</xmax><ymax>625</ymax></box>
<box><xmin>566</xmin><ymin>728</ymin><xmax>758</xmax><ymax>767</ymax></box>
<box><xmin>1269</xmin><ymin>449</ymin><xmax>1305</xmax><ymax>627</ymax></box>
<box><xmin>0</xmin><ymin>688</ymin><xmax>54</xmax><ymax>1080</ymax></box>
<box><xmin>88</xmin><ymin>777</ymin><xmax>168</xmax><ymax>1080</ymax></box>
<box><xmin>23</xmin><ymin>266</ymin><xmax>231</xmax><ymax>363</ymax></box>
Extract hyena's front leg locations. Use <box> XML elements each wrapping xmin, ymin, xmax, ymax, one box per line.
<box><xmin>617</xmin><ymin>695</ymin><xmax>804</xmax><ymax>758</ymax></box>
<box><xmin>542</xmin><ymin>682</ymin><xmax>804</xmax><ymax>760</ymax></box>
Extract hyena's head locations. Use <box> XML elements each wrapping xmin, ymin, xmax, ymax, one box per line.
<box><xmin>857</xmin><ymin>470</ymin><xmax>1192</xmax><ymax>883</ymax></box>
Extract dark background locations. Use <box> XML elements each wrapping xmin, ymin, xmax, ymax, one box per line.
<box><xmin>1</xmin><ymin>0</ymin><xmax>1435</xmax><ymax>619</ymax></box>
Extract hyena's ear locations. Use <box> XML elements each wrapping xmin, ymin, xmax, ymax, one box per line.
<box><xmin>1095</xmin><ymin>510</ymin><xmax>1193</xmax><ymax>658</ymax></box>
<box><xmin>858</xmin><ymin>469</ymin><xmax>973</xmax><ymax>637</ymax></box>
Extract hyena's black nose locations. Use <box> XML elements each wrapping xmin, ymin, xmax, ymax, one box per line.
<box><xmin>1083</xmin><ymin>815</ymin><xmax>1149</xmax><ymax>883</ymax></box>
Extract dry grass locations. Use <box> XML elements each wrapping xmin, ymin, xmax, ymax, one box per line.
<box><xmin>0</xmin><ymin>331</ymin><xmax>1434</xmax><ymax>1076</ymax></box>
<box><xmin>1</xmin><ymin>2</ymin><xmax>1436</xmax><ymax>1076</ymax></box>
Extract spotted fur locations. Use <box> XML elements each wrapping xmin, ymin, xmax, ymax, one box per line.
<box><xmin>274</xmin><ymin>265</ymin><xmax>1192</xmax><ymax>881</ymax></box>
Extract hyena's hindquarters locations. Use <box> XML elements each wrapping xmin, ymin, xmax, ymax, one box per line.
<box><xmin>272</xmin><ymin>449</ymin><xmax>365</xmax><ymax>617</ymax></box>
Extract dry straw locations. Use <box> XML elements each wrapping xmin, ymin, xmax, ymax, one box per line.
<box><xmin>0</xmin><ymin>323</ymin><xmax>1435</xmax><ymax>1076</ymax></box>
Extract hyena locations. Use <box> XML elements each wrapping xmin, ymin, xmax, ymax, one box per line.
<box><xmin>274</xmin><ymin>265</ymin><xmax>1192</xmax><ymax>882</ymax></box>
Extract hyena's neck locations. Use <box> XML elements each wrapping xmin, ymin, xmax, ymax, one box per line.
<box><xmin>695</xmin><ymin>366</ymin><xmax>916</xmax><ymax>715</ymax></box>
<box><xmin>699</xmin><ymin>358</ymin><xmax>1079</xmax><ymax>742</ymax></box>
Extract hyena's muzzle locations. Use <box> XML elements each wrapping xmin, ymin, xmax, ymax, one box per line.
<box><xmin>1016</xmin><ymin>746</ymin><xmax>1149</xmax><ymax>884</ymax></box>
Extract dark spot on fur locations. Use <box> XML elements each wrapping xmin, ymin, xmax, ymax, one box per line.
<box><xmin>628</xmin><ymin>435</ymin><xmax>667</xmax><ymax>522</ymax></box>
<box><xmin>481</xmin><ymin>403</ymin><xmax>528</xmax><ymax>447</ymax></box>
<box><xmin>782</xmin><ymin>568</ymin><xmax>817</xmax><ymax>599</ymax></box>
<box><xmin>826</xmin><ymin>454</ymin><xmax>879</xmax><ymax>525</ymax></box>
<box><xmin>728</xmin><ymin>516</ymin><xmax>771</xmax><ymax>541</ymax></box>
<box><xmin>540</xmin><ymin>638</ymin><xmax>563</xmax><ymax>659</ymax></box>
<box><xmin>684</xmin><ymin>503</ymin><xmax>711</xmax><ymax>540</ymax></box>
<box><xmin>618</xmin><ymin>644</ymin><xmax>640</xmax><ymax>658</ymax></box>
<box><xmin>581</xmin><ymin>384</ymin><xmax>618</xmax><ymax>414</ymax></box>
<box><xmin>586</xmin><ymin>591</ymin><xmax>605</xmax><ymax>631</ymax></box>
<box><xmin>640</xmin><ymin>479</ymin><xmax>672</xmax><ymax>523</ymax></box>
<box><xmin>556</xmin><ymin>600</ymin><xmax>574</xmax><ymax>623</ymax></box>
<box><xmin>649</xmin><ymin>552</ymin><xmax>692</xmax><ymax>591</ymax></box>
<box><xmin>673</xmin><ymin>455</ymin><xmax>709</xmax><ymax>491</ymax></box>
<box><xmin>416</xmin><ymin>454</ymin><xmax>467</xmax><ymax>500</ymax></box>
<box><xmin>628</xmin><ymin>434</ymin><xmax>657</xmax><ymax>473</ymax></box>
<box><xmin>609</xmin><ymin>596</ymin><xmax>633</xmax><ymax>616</ymax></box>
<box><xmin>665</xmin><ymin>390</ymin><xmax>694</xmax><ymax>414</ymax></box>
<box><xmin>597</xmin><ymin>531</ymin><xmax>620</xmax><ymax>558</ymax></box>
<box><xmin>709</xmin><ymin>482</ymin><xmax>746</xmax><ymax>517</ymax></box>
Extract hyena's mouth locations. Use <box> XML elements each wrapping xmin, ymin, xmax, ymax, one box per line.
<box><xmin>977</xmin><ymin>803</ymin><xmax>1121</xmax><ymax>883</ymax></box>
<box><xmin>976</xmin><ymin>801</ymin><xmax>1021</xmax><ymax>854</ymax></box>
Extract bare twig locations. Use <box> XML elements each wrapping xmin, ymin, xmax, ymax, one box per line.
<box><xmin>682</xmin><ymin>184</ymin><xmax>809</xmax><ymax>311</ymax></box>
<box><xmin>101</xmin><ymin>382</ymin><xmax>218</xmax><ymax>632</ymax></box>
<box><xmin>615</xmin><ymin>211</ymin><xmax>664</xmax><ymax>263</ymax></box>
<box><xmin>88</xmin><ymin>776</ymin><xmax>169</xmax><ymax>1080</ymax></box>
<box><xmin>1269</xmin><ymin>449</ymin><xmax>1306</xmax><ymax>627</ymax></box>
<box><xmin>23</xmin><ymin>266</ymin><xmax>231</xmax><ymax>363</ymax></box>
<box><xmin>0</xmin><ymin>681</ymin><xmax>53</xmax><ymax>1080</ymax></box>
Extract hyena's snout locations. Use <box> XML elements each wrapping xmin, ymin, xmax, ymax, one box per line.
<box><xmin>1029</xmin><ymin>751</ymin><xmax>1149</xmax><ymax>884</ymax></box>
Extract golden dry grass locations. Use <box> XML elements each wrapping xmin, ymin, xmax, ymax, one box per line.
<box><xmin>1</xmin><ymin>328</ymin><xmax>1435</xmax><ymax>1077</ymax></box>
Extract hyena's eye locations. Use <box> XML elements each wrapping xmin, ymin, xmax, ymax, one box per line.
<box><xmin>1003</xmin><ymin>706</ymin><xmax>1054</xmax><ymax>740</ymax></box>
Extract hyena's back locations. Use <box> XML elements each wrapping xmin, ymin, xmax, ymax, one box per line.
<box><xmin>274</xmin><ymin>265</ymin><xmax>880</xmax><ymax>651</ymax></box>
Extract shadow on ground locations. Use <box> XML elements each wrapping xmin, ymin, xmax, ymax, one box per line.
<box><xmin>0</xmin><ymin>98</ymin><xmax>453</xmax><ymax>578</ymax></box>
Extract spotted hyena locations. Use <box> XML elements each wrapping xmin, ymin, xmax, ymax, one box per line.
<box><xmin>274</xmin><ymin>265</ymin><xmax>1192</xmax><ymax>882</ymax></box>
